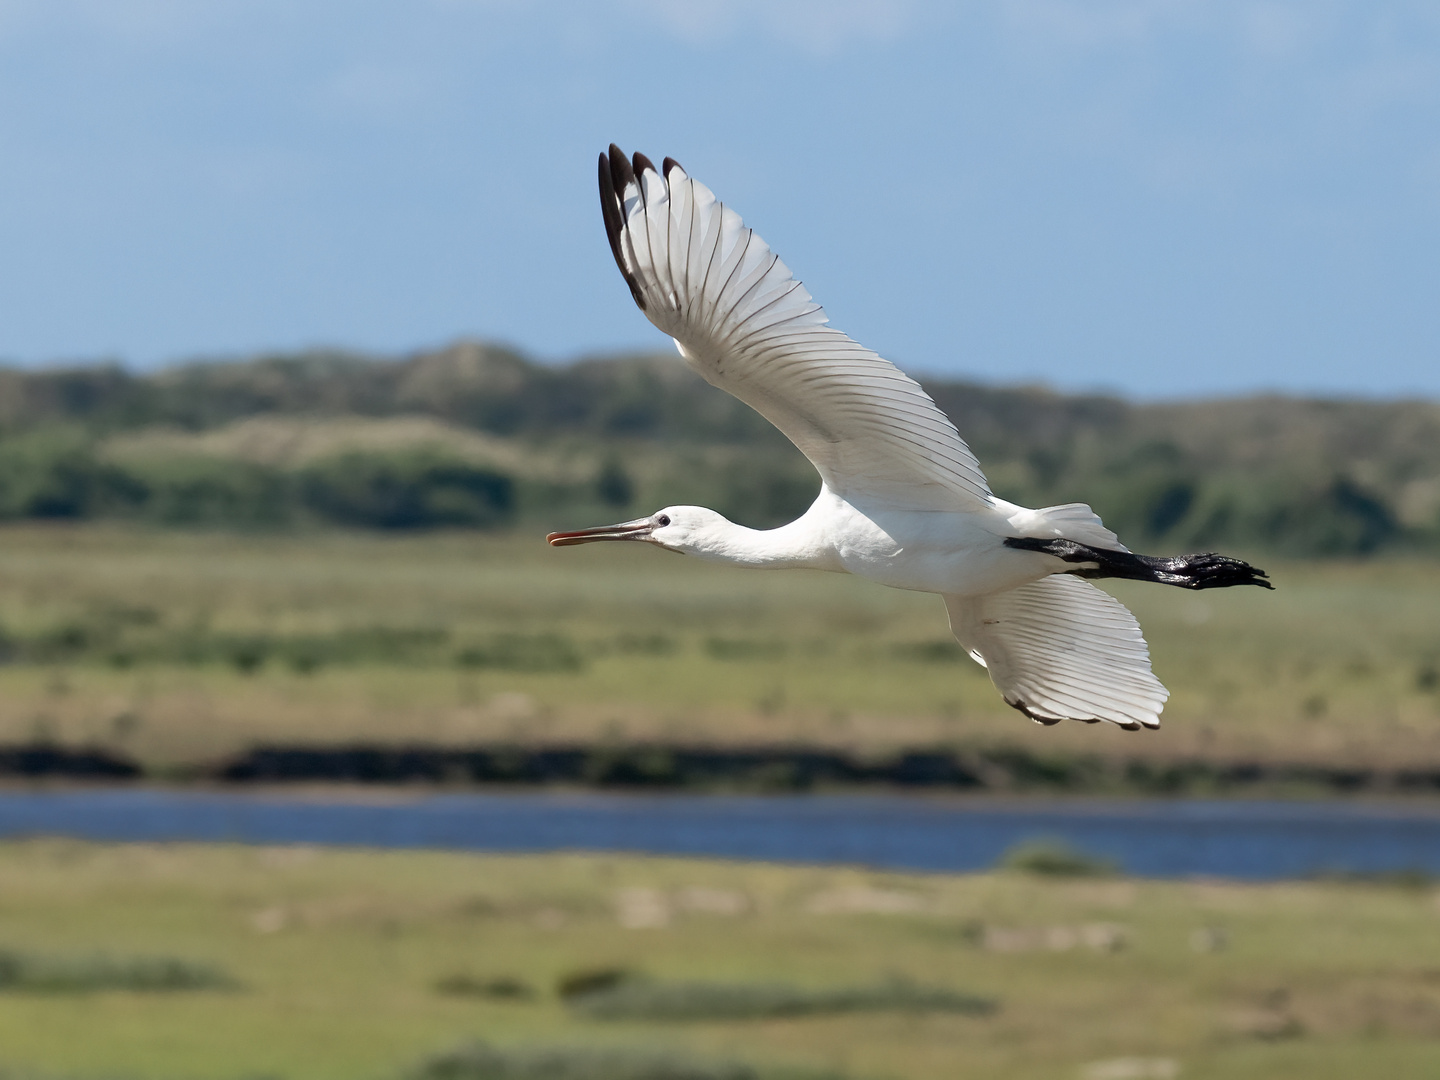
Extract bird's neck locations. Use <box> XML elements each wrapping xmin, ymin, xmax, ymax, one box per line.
<box><xmin>687</xmin><ymin>516</ymin><xmax>837</xmax><ymax>570</ymax></box>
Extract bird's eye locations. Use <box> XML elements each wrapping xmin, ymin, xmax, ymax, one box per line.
<box><xmin>656</xmin><ymin>514</ymin><xmax>671</xmax><ymax>527</ymax></box>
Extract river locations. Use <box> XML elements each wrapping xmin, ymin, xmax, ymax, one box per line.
<box><xmin>3</xmin><ymin>788</ymin><xmax>1439</xmax><ymax>880</ymax></box>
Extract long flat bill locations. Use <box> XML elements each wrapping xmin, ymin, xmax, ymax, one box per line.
<box><xmin>546</xmin><ymin>518</ymin><xmax>653</xmax><ymax>546</ymax></box>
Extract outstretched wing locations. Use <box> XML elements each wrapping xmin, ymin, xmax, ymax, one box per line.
<box><xmin>944</xmin><ymin>575</ymin><xmax>1170</xmax><ymax>730</ymax></box>
<box><xmin>599</xmin><ymin>146</ymin><xmax>992</xmax><ymax>513</ymax></box>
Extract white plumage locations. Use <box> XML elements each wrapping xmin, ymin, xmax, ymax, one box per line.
<box><xmin>550</xmin><ymin>146</ymin><xmax>1270</xmax><ymax>732</ymax></box>
<box><xmin>945</xmin><ymin>576</ymin><xmax>1169</xmax><ymax>729</ymax></box>
<box><xmin>613</xmin><ymin>154</ymin><xmax>990</xmax><ymax>513</ymax></box>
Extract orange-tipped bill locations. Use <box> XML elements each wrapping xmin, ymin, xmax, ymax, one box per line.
<box><xmin>546</xmin><ymin>518</ymin><xmax>653</xmax><ymax>547</ymax></box>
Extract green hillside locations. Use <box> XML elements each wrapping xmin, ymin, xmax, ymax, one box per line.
<box><xmin>1</xmin><ymin>340</ymin><xmax>1436</xmax><ymax>555</ymax></box>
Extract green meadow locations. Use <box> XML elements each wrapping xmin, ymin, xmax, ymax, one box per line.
<box><xmin>0</xmin><ymin>839</ymin><xmax>1438</xmax><ymax>1080</ymax></box>
<box><xmin>0</xmin><ymin>524</ymin><xmax>1436</xmax><ymax>773</ymax></box>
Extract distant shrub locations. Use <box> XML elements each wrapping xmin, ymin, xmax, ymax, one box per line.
<box><xmin>1311</xmin><ymin>867</ymin><xmax>1433</xmax><ymax>890</ymax></box>
<box><xmin>433</xmin><ymin>973</ymin><xmax>535</xmax><ymax>1000</ymax></box>
<box><xmin>555</xmin><ymin>967</ymin><xmax>634</xmax><ymax>1001</ymax></box>
<box><xmin>0</xmin><ymin>620</ymin><xmax>454</xmax><ymax>670</ymax></box>
<box><xmin>715</xmin><ymin>461</ymin><xmax>817</xmax><ymax>530</ymax></box>
<box><xmin>1120</xmin><ymin>472</ymin><xmax>1402</xmax><ymax>557</ymax></box>
<box><xmin>0</xmin><ymin>948</ymin><xmax>238</xmax><ymax>993</ymax></box>
<box><xmin>704</xmin><ymin>638</ymin><xmax>784</xmax><ymax>661</ymax></box>
<box><xmin>611</xmin><ymin>633</ymin><xmax>677</xmax><ymax>656</ymax></box>
<box><xmin>278</xmin><ymin>626</ymin><xmax>448</xmax><ymax>667</ymax></box>
<box><xmin>128</xmin><ymin>456</ymin><xmax>294</xmax><ymax>527</ymax></box>
<box><xmin>456</xmin><ymin>633</ymin><xmax>582</xmax><ymax>672</ymax></box>
<box><xmin>226</xmin><ymin>636</ymin><xmax>269</xmax><ymax>674</ymax></box>
<box><xmin>0</xmin><ymin>431</ymin><xmax>145</xmax><ymax>520</ymax></box>
<box><xmin>411</xmin><ymin>1040</ymin><xmax>837</xmax><ymax>1080</ymax></box>
<box><xmin>563</xmin><ymin>974</ymin><xmax>995</xmax><ymax>1022</ymax></box>
<box><xmin>1000</xmin><ymin>839</ymin><xmax>1117</xmax><ymax>878</ymax></box>
<box><xmin>594</xmin><ymin>455</ymin><xmax>635</xmax><ymax>508</ymax></box>
<box><xmin>890</xmin><ymin>641</ymin><xmax>965</xmax><ymax>663</ymax></box>
<box><xmin>299</xmin><ymin>450</ymin><xmax>514</xmax><ymax>529</ymax></box>
<box><xmin>29</xmin><ymin>622</ymin><xmax>96</xmax><ymax>662</ymax></box>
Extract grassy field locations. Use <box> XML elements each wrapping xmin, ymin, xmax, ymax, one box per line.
<box><xmin>0</xmin><ymin>839</ymin><xmax>1438</xmax><ymax>1080</ymax></box>
<box><xmin>0</xmin><ymin>524</ymin><xmax>1436</xmax><ymax>772</ymax></box>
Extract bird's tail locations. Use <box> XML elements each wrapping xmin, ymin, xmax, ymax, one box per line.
<box><xmin>945</xmin><ymin>575</ymin><xmax>1169</xmax><ymax>730</ymax></box>
<box><xmin>1005</xmin><ymin>501</ymin><xmax>1130</xmax><ymax>552</ymax></box>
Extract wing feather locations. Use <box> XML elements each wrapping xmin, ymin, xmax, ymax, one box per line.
<box><xmin>944</xmin><ymin>576</ymin><xmax>1169</xmax><ymax>730</ymax></box>
<box><xmin>600</xmin><ymin>146</ymin><xmax>992</xmax><ymax>511</ymax></box>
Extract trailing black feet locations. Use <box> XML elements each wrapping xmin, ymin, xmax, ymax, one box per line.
<box><xmin>1004</xmin><ymin>537</ymin><xmax>1274</xmax><ymax>591</ymax></box>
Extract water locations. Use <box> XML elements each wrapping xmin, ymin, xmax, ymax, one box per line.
<box><xmin>1</xmin><ymin>788</ymin><xmax>1438</xmax><ymax>880</ymax></box>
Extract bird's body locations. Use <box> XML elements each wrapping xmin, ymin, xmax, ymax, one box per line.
<box><xmin>653</xmin><ymin>487</ymin><xmax>1053</xmax><ymax>598</ymax></box>
<box><xmin>550</xmin><ymin>146</ymin><xmax>1271</xmax><ymax>731</ymax></box>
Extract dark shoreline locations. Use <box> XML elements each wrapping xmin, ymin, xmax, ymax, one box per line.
<box><xmin>4</xmin><ymin>741</ymin><xmax>1440</xmax><ymax>799</ymax></box>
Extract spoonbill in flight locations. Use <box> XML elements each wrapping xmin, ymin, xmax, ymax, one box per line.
<box><xmin>549</xmin><ymin>146</ymin><xmax>1271</xmax><ymax>731</ymax></box>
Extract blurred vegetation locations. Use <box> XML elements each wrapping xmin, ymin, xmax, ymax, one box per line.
<box><xmin>3</xmin><ymin>841</ymin><xmax>1440</xmax><ymax>1080</ymax></box>
<box><xmin>412</xmin><ymin>1040</ymin><xmax>830</xmax><ymax>1080</ymax></box>
<box><xmin>0</xmin><ymin>948</ymin><xmax>236</xmax><ymax>994</ymax></box>
<box><xmin>0</xmin><ymin>528</ymin><xmax>1435</xmax><ymax>775</ymax></box>
<box><xmin>562</xmin><ymin>974</ymin><xmax>995</xmax><ymax>1021</ymax></box>
<box><xmin>0</xmin><ymin>340</ymin><xmax>1435</xmax><ymax>553</ymax></box>
<box><xmin>432</xmin><ymin>974</ymin><xmax>536</xmax><ymax>1001</ymax></box>
<box><xmin>1000</xmin><ymin>839</ymin><xmax>1119</xmax><ymax>878</ymax></box>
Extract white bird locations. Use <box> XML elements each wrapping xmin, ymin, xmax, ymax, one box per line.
<box><xmin>549</xmin><ymin>146</ymin><xmax>1271</xmax><ymax>731</ymax></box>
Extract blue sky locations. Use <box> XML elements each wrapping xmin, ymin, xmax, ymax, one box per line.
<box><xmin>0</xmin><ymin>0</ymin><xmax>1436</xmax><ymax>398</ymax></box>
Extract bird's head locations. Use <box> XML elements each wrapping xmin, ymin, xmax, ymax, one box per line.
<box><xmin>547</xmin><ymin>506</ymin><xmax>730</xmax><ymax>556</ymax></box>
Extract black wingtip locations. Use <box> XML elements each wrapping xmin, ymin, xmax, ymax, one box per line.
<box><xmin>632</xmin><ymin>151</ymin><xmax>656</xmax><ymax>177</ymax></box>
<box><xmin>608</xmin><ymin>143</ymin><xmax>635</xmax><ymax>194</ymax></box>
<box><xmin>598</xmin><ymin>145</ymin><xmax>646</xmax><ymax>313</ymax></box>
<box><xmin>1007</xmin><ymin>698</ymin><xmax>1062</xmax><ymax>726</ymax></box>
<box><xmin>1007</xmin><ymin>696</ymin><xmax>1144</xmax><ymax>731</ymax></box>
<box><xmin>598</xmin><ymin>153</ymin><xmax>620</xmax><ymax>239</ymax></box>
<box><xmin>662</xmin><ymin>156</ymin><xmax>683</xmax><ymax>178</ymax></box>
